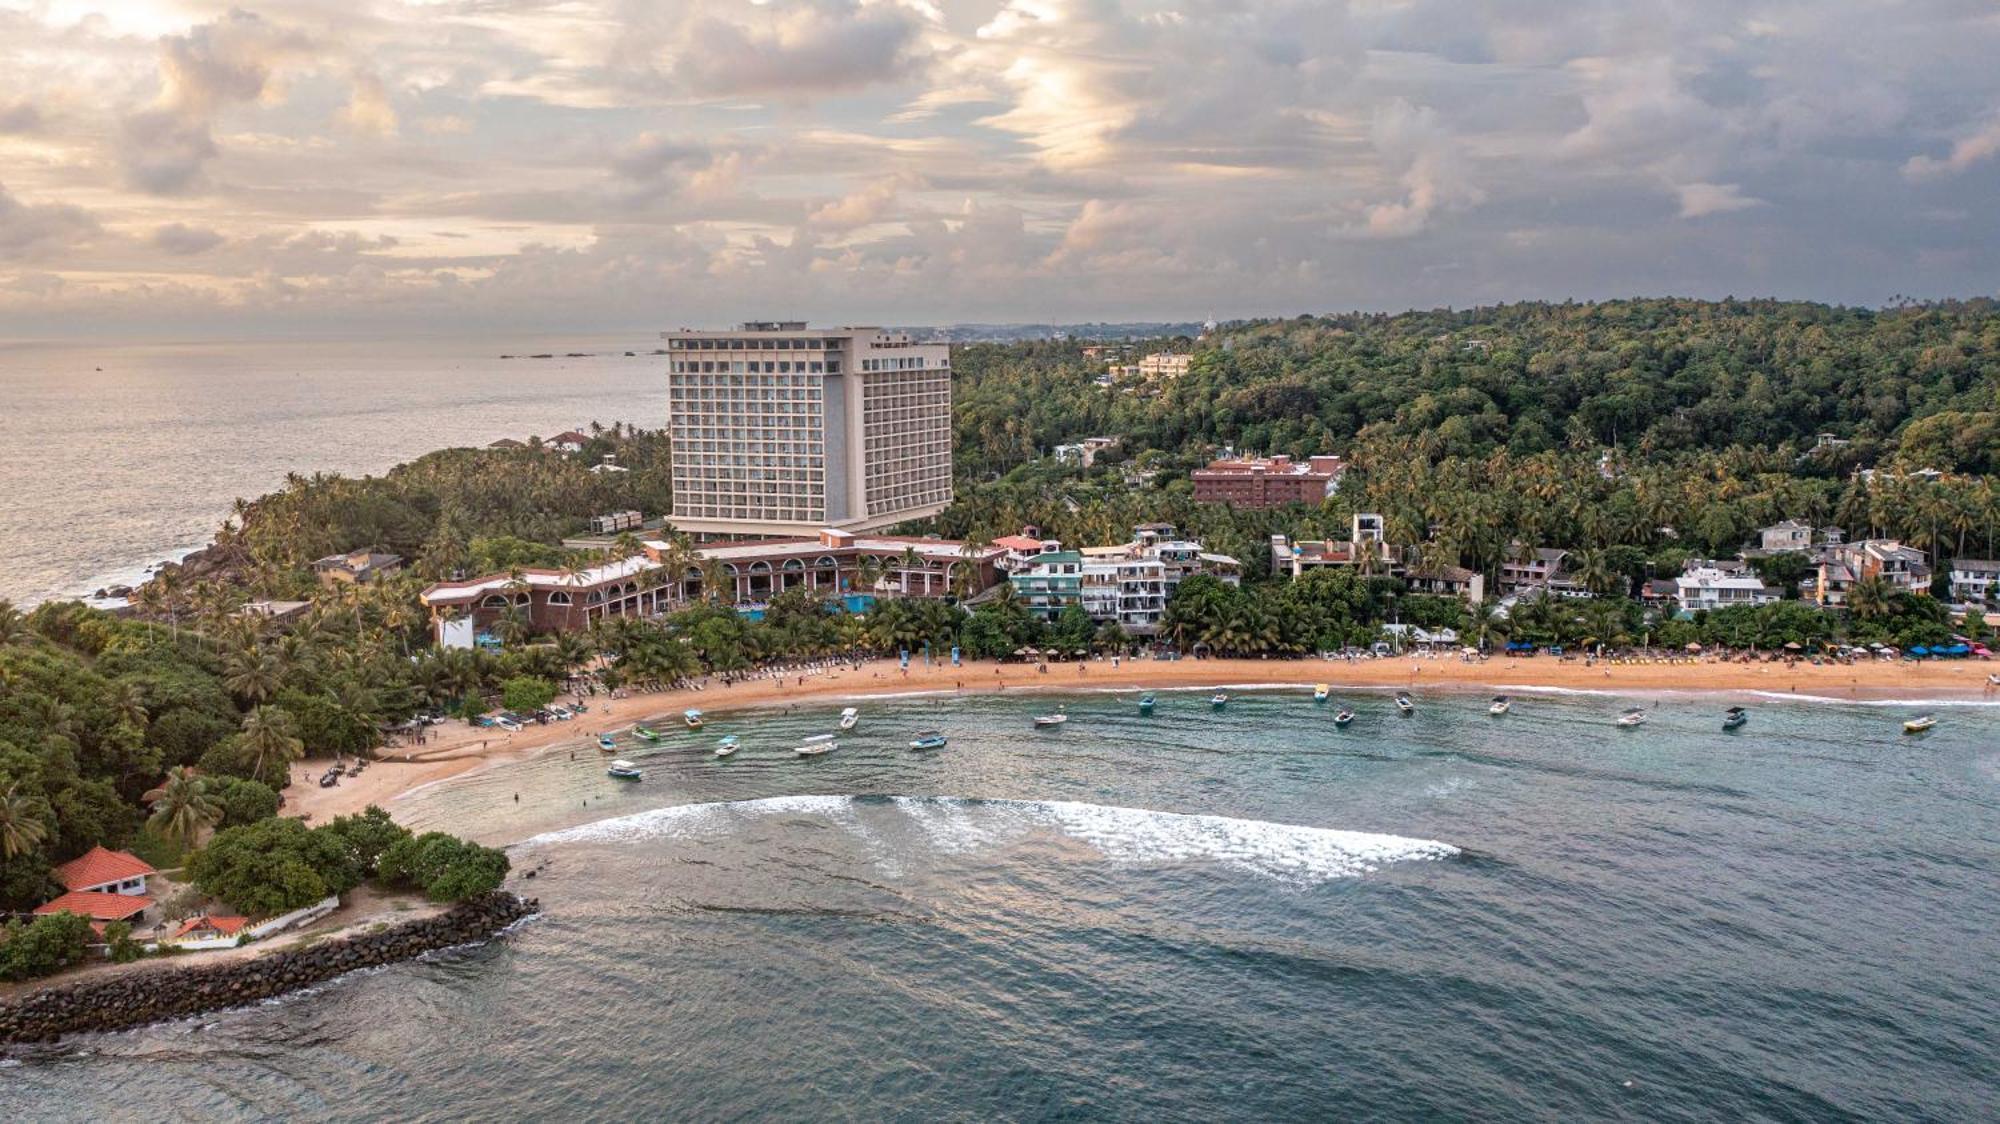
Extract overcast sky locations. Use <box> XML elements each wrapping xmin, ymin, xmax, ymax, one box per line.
<box><xmin>2</xmin><ymin>0</ymin><xmax>1998</xmax><ymax>338</ymax></box>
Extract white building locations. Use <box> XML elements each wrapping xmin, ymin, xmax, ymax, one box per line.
<box><xmin>1012</xmin><ymin>524</ymin><xmax>1240</xmax><ymax>637</ymax></box>
<box><xmin>1675</xmin><ymin>565</ymin><xmax>1779</xmax><ymax>614</ymax></box>
<box><xmin>1949</xmin><ymin>558</ymin><xmax>2000</xmax><ymax>604</ymax></box>
<box><xmin>1137</xmin><ymin>352</ymin><xmax>1191</xmax><ymax>379</ymax></box>
<box><xmin>1758</xmin><ymin>520</ymin><xmax>1815</xmax><ymax>553</ymax></box>
<box><xmin>663</xmin><ymin>322</ymin><xmax>953</xmax><ymax>537</ymax></box>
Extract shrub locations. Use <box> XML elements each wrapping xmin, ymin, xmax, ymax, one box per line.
<box><xmin>213</xmin><ymin>777</ymin><xmax>281</xmax><ymax>827</ymax></box>
<box><xmin>188</xmin><ymin>817</ymin><xmax>358</xmax><ymax>916</ymax></box>
<box><xmin>378</xmin><ymin>832</ymin><xmax>511</xmax><ymax>902</ymax></box>
<box><xmin>500</xmin><ymin>676</ymin><xmax>556</xmax><ymax>714</ymax></box>
<box><xmin>318</xmin><ymin>805</ymin><xmax>411</xmax><ymax>878</ymax></box>
<box><xmin>0</xmin><ymin>911</ymin><xmax>95</xmax><ymax>981</ymax></box>
<box><xmin>103</xmin><ymin>919</ymin><xmax>144</xmax><ymax>963</ymax></box>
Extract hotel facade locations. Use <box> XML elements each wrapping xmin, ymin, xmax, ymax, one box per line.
<box><xmin>663</xmin><ymin>322</ymin><xmax>953</xmax><ymax>538</ymax></box>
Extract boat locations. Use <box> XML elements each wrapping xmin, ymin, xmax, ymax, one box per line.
<box><xmin>634</xmin><ymin>725</ymin><xmax>661</xmax><ymax>742</ymax></box>
<box><xmin>839</xmin><ymin>707</ymin><xmax>860</xmax><ymax>731</ymax></box>
<box><xmin>1616</xmin><ymin>708</ymin><xmax>1647</xmax><ymax>727</ymax></box>
<box><xmin>796</xmin><ymin>734</ymin><xmax>838</xmax><ymax>757</ymax></box>
<box><xmin>683</xmin><ymin>709</ymin><xmax>705</xmax><ymax>729</ymax></box>
<box><xmin>1394</xmin><ymin>693</ymin><xmax>1414</xmax><ymax>715</ymax></box>
<box><xmin>606</xmin><ymin>759</ymin><xmax>643</xmax><ymax>780</ymax></box>
<box><xmin>596</xmin><ymin>734</ymin><xmax>618</xmax><ymax>751</ymax></box>
<box><xmin>1903</xmin><ymin>715</ymin><xmax>1937</xmax><ymax>735</ymax></box>
<box><xmin>1489</xmin><ymin>695</ymin><xmax>1511</xmax><ymax>716</ymax></box>
<box><xmin>1333</xmin><ymin>709</ymin><xmax>1355</xmax><ymax>727</ymax></box>
<box><xmin>1033</xmin><ymin>707</ymin><xmax>1068</xmax><ymax>728</ymax></box>
<box><xmin>1313</xmin><ymin>683</ymin><xmax>1329</xmax><ymax>703</ymax></box>
<box><xmin>1722</xmin><ymin>706</ymin><xmax>1748</xmax><ymax>731</ymax></box>
<box><xmin>1211</xmin><ymin>693</ymin><xmax>1228</xmax><ymax>710</ymax></box>
<box><xmin>715</xmin><ymin>735</ymin><xmax>740</xmax><ymax>758</ymax></box>
<box><xmin>909</xmin><ymin>730</ymin><xmax>948</xmax><ymax>750</ymax></box>
<box><xmin>1138</xmin><ymin>693</ymin><xmax>1156</xmax><ymax>715</ymax></box>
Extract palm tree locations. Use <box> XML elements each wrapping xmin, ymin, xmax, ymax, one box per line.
<box><xmin>143</xmin><ymin>766</ymin><xmax>223</xmax><ymax>846</ymax></box>
<box><xmin>111</xmin><ymin>681</ymin><xmax>151</xmax><ymax>733</ymax></box>
<box><xmin>0</xmin><ymin>599</ymin><xmax>25</xmax><ymax>647</ymax></box>
<box><xmin>0</xmin><ymin>783</ymin><xmax>50</xmax><ymax>860</ymax></box>
<box><xmin>223</xmin><ymin>646</ymin><xmax>283</xmax><ymax>704</ymax></box>
<box><xmin>240</xmin><ymin>705</ymin><xmax>306</xmax><ymax>782</ymax></box>
<box><xmin>1845</xmin><ymin>576</ymin><xmax>1893</xmax><ymax>621</ymax></box>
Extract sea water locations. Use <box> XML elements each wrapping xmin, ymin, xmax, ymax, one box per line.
<box><xmin>3</xmin><ymin>688</ymin><xmax>1996</xmax><ymax>1121</ymax></box>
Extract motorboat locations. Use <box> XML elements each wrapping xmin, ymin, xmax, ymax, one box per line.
<box><xmin>634</xmin><ymin>725</ymin><xmax>661</xmax><ymax>742</ymax></box>
<box><xmin>1722</xmin><ymin>707</ymin><xmax>1748</xmax><ymax>731</ymax></box>
<box><xmin>596</xmin><ymin>734</ymin><xmax>618</xmax><ymax>751</ymax></box>
<box><xmin>1033</xmin><ymin>708</ymin><xmax>1068</xmax><ymax>728</ymax></box>
<box><xmin>1616</xmin><ymin>708</ymin><xmax>1647</xmax><ymax>727</ymax></box>
<box><xmin>1394</xmin><ymin>693</ymin><xmax>1414</xmax><ymax>715</ymax></box>
<box><xmin>1138</xmin><ymin>693</ymin><xmax>1157</xmax><ymax>715</ymax></box>
<box><xmin>1489</xmin><ymin>696</ymin><xmax>1511</xmax><ymax>716</ymax></box>
<box><xmin>606</xmin><ymin>759</ymin><xmax>643</xmax><ymax>780</ymax></box>
<box><xmin>1211</xmin><ymin>693</ymin><xmax>1229</xmax><ymax>710</ymax></box>
<box><xmin>1313</xmin><ymin>683</ymin><xmax>1330</xmax><ymax>703</ymax></box>
<box><xmin>839</xmin><ymin>707</ymin><xmax>860</xmax><ymax>731</ymax></box>
<box><xmin>683</xmin><ymin>709</ymin><xmax>705</xmax><ymax>730</ymax></box>
<box><xmin>1903</xmin><ymin>715</ymin><xmax>1937</xmax><ymax>735</ymax></box>
<box><xmin>796</xmin><ymin>734</ymin><xmax>838</xmax><ymax>757</ymax></box>
<box><xmin>1333</xmin><ymin>709</ymin><xmax>1355</xmax><ymax>727</ymax></box>
<box><xmin>909</xmin><ymin>730</ymin><xmax>948</xmax><ymax>750</ymax></box>
<box><xmin>715</xmin><ymin>735</ymin><xmax>740</xmax><ymax>758</ymax></box>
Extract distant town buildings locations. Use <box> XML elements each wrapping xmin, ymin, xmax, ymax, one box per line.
<box><xmin>1756</xmin><ymin>520</ymin><xmax>1842</xmax><ymax>554</ymax></box>
<box><xmin>1010</xmin><ymin>524</ymin><xmax>1240</xmax><ymax>637</ymax></box>
<box><xmin>1192</xmin><ymin>454</ymin><xmax>1346</xmax><ymax>508</ymax></box>
<box><xmin>1498</xmin><ymin>546</ymin><xmax>1587</xmax><ymax>598</ymax></box>
<box><xmin>1137</xmin><ymin>352</ymin><xmax>1191</xmax><ymax>379</ymax></box>
<box><xmin>1812</xmin><ymin>539</ymin><xmax>1931</xmax><ymax>606</ymax></box>
<box><xmin>1949</xmin><ymin>558</ymin><xmax>2000</xmax><ymax>604</ymax></box>
<box><xmin>662</xmin><ymin>322</ymin><xmax>953</xmax><ymax>538</ymax></box>
<box><xmin>311</xmin><ymin>549</ymin><xmax>404</xmax><ymax>588</ymax></box>
<box><xmin>1270</xmin><ymin>517</ymin><xmax>1484</xmax><ymax>605</ymax></box>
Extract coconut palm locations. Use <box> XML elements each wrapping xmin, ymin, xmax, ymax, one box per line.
<box><xmin>240</xmin><ymin>705</ymin><xmax>306</xmax><ymax>782</ymax></box>
<box><xmin>0</xmin><ymin>599</ymin><xmax>25</xmax><ymax>647</ymax></box>
<box><xmin>111</xmin><ymin>681</ymin><xmax>151</xmax><ymax>732</ymax></box>
<box><xmin>223</xmin><ymin>646</ymin><xmax>283</xmax><ymax>704</ymax></box>
<box><xmin>0</xmin><ymin>783</ymin><xmax>50</xmax><ymax>860</ymax></box>
<box><xmin>1845</xmin><ymin>576</ymin><xmax>1893</xmax><ymax>621</ymax></box>
<box><xmin>143</xmin><ymin>766</ymin><xmax>223</xmax><ymax>846</ymax></box>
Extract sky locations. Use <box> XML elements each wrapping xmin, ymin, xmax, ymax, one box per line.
<box><xmin>2</xmin><ymin>0</ymin><xmax>1999</xmax><ymax>338</ymax></box>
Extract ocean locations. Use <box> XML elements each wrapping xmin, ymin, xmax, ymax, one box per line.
<box><xmin>4</xmin><ymin>687</ymin><xmax>1996</xmax><ymax>1121</ymax></box>
<box><xmin>0</xmin><ymin>336</ymin><xmax>667</xmax><ymax>607</ymax></box>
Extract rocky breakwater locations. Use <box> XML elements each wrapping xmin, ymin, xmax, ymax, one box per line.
<box><xmin>0</xmin><ymin>892</ymin><xmax>538</xmax><ymax>1046</ymax></box>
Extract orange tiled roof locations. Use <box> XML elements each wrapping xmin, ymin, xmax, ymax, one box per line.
<box><xmin>53</xmin><ymin>845</ymin><xmax>156</xmax><ymax>892</ymax></box>
<box><xmin>35</xmin><ymin>890</ymin><xmax>152</xmax><ymax>921</ymax></box>
<box><xmin>174</xmin><ymin>915</ymin><xmax>249</xmax><ymax>939</ymax></box>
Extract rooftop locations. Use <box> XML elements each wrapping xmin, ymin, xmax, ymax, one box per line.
<box><xmin>54</xmin><ymin>845</ymin><xmax>155</xmax><ymax>892</ymax></box>
<box><xmin>36</xmin><ymin>890</ymin><xmax>151</xmax><ymax>921</ymax></box>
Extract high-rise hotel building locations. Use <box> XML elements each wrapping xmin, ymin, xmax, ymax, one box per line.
<box><xmin>663</xmin><ymin>322</ymin><xmax>954</xmax><ymax>537</ymax></box>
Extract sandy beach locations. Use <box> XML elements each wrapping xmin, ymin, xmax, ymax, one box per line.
<box><xmin>281</xmin><ymin>654</ymin><xmax>2000</xmax><ymax>825</ymax></box>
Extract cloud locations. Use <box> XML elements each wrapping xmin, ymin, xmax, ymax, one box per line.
<box><xmin>1903</xmin><ymin>110</ymin><xmax>2000</xmax><ymax>181</ymax></box>
<box><xmin>0</xmin><ymin>101</ymin><xmax>40</xmax><ymax>134</ymax></box>
<box><xmin>807</xmin><ymin>177</ymin><xmax>904</xmax><ymax>230</ymax></box>
<box><xmin>0</xmin><ymin>183</ymin><xmax>99</xmax><ymax>261</ymax></box>
<box><xmin>151</xmin><ymin>223</ymin><xmax>225</xmax><ymax>255</ymax></box>
<box><xmin>1357</xmin><ymin>100</ymin><xmax>1483</xmax><ymax>238</ymax></box>
<box><xmin>671</xmin><ymin>0</ymin><xmax>930</xmax><ymax>98</ymax></box>
<box><xmin>338</xmin><ymin>70</ymin><xmax>399</xmax><ymax>136</ymax></box>
<box><xmin>1675</xmin><ymin>182</ymin><xmax>1764</xmax><ymax>219</ymax></box>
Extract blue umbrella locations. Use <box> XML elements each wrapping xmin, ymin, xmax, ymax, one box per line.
<box><xmin>1909</xmin><ymin>645</ymin><xmax>1930</xmax><ymax>657</ymax></box>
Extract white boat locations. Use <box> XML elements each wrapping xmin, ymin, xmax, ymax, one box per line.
<box><xmin>1903</xmin><ymin>715</ymin><xmax>1936</xmax><ymax>735</ymax></box>
<box><xmin>1033</xmin><ymin>708</ymin><xmax>1068</xmax><ymax>728</ymax></box>
<box><xmin>683</xmin><ymin>709</ymin><xmax>705</xmax><ymax>729</ymax></box>
<box><xmin>838</xmin><ymin>707</ymin><xmax>860</xmax><ymax>731</ymax></box>
<box><xmin>1616</xmin><ymin>708</ymin><xmax>1647</xmax><ymax>727</ymax></box>
<box><xmin>1394</xmin><ymin>693</ymin><xmax>1414</xmax><ymax>715</ymax></box>
<box><xmin>606</xmin><ymin>759</ymin><xmax>643</xmax><ymax>780</ymax></box>
<box><xmin>715</xmin><ymin>735</ymin><xmax>740</xmax><ymax>758</ymax></box>
<box><xmin>1313</xmin><ymin>683</ymin><xmax>1329</xmax><ymax>703</ymax></box>
<box><xmin>909</xmin><ymin>730</ymin><xmax>948</xmax><ymax>750</ymax></box>
<box><xmin>1211</xmin><ymin>693</ymin><xmax>1228</xmax><ymax>710</ymax></box>
<box><xmin>796</xmin><ymin>734</ymin><xmax>838</xmax><ymax>757</ymax></box>
<box><xmin>1489</xmin><ymin>695</ymin><xmax>1511</xmax><ymax>716</ymax></box>
<box><xmin>1333</xmin><ymin>709</ymin><xmax>1355</xmax><ymax>727</ymax></box>
<box><xmin>596</xmin><ymin>734</ymin><xmax>618</xmax><ymax>751</ymax></box>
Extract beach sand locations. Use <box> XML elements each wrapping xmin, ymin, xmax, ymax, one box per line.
<box><xmin>284</xmin><ymin>654</ymin><xmax>1999</xmax><ymax>824</ymax></box>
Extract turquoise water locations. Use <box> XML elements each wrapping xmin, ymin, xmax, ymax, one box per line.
<box><xmin>5</xmin><ymin>687</ymin><xmax>1998</xmax><ymax>1121</ymax></box>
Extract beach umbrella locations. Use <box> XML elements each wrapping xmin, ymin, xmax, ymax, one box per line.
<box><xmin>1783</xmin><ymin>641</ymin><xmax>1803</xmax><ymax>651</ymax></box>
<box><xmin>1685</xmin><ymin>642</ymin><xmax>1703</xmax><ymax>651</ymax></box>
<box><xmin>1910</xmin><ymin>645</ymin><xmax>1930</xmax><ymax>657</ymax></box>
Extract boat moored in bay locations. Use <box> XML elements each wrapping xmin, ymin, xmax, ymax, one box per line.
<box><xmin>796</xmin><ymin>734</ymin><xmax>838</xmax><ymax>757</ymax></box>
<box><xmin>1138</xmin><ymin>693</ymin><xmax>1157</xmax><ymax>715</ymax></box>
<box><xmin>1723</xmin><ymin>706</ymin><xmax>1748</xmax><ymax>731</ymax></box>
<box><xmin>1394</xmin><ymin>693</ymin><xmax>1414</xmax><ymax>715</ymax></box>
<box><xmin>1489</xmin><ymin>696</ymin><xmax>1511</xmax><ymax>716</ymax></box>
<box><xmin>1333</xmin><ymin>708</ymin><xmax>1355</xmax><ymax>727</ymax></box>
<box><xmin>715</xmin><ymin>735</ymin><xmax>740</xmax><ymax>758</ymax></box>
<box><xmin>596</xmin><ymin>734</ymin><xmax>618</xmax><ymax>751</ymax></box>
<box><xmin>910</xmin><ymin>730</ymin><xmax>948</xmax><ymax>750</ymax></box>
<box><xmin>606</xmin><ymin>759</ymin><xmax>643</xmax><ymax>780</ymax></box>
<box><xmin>1903</xmin><ymin>715</ymin><xmax>1936</xmax><ymax>735</ymax></box>
<box><xmin>839</xmin><ymin>707</ymin><xmax>860</xmax><ymax>731</ymax></box>
<box><xmin>683</xmin><ymin>709</ymin><xmax>705</xmax><ymax>729</ymax></box>
<box><xmin>1617</xmin><ymin>708</ymin><xmax>1647</xmax><ymax>727</ymax></box>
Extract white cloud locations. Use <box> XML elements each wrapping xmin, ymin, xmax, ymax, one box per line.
<box><xmin>1903</xmin><ymin>110</ymin><xmax>2000</xmax><ymax>180</ymax></box>
<box><xmin>1675</xmin><ymin>182</ymin><xmax>1764</xmax><ymax>219</ymax></box>
<box><xmin>0</xmin><ymin>182</ymin><xmax>99</xmax><ymax>261</ymax></box>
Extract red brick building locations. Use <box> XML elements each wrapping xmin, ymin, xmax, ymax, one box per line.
<box><xmin>1191</xmin><ymin>455</ymin><xmax>1345</xmax><ymax>508</ymax></box>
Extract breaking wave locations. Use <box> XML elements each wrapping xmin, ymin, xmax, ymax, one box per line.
<box><xmin>519</xmin><ymin>795</ymin><xmax>1458</xmax><ymax>885</ymax></box>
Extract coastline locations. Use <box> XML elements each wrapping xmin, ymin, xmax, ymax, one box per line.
<box><xmin>284</xmin><ymin>654</ymin><xmax>2000</xmax><ymax>826</ymax></box>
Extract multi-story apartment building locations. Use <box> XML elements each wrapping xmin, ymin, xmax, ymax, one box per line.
<box><xmin>1192</xmin><ymin>454</ymin><xmax>1346</xmax><ymax>508</ymax></box>
<box><xmin>1137</xmin><ymin>352</ymin><xmax>1191</xmax><ymax>379</ymax></box>
<box><xmin>1675</xmin><ymin>564</ymin><xmax>1779</xmax><ymax>614</ymax></box>
<box><xmin>1269</xmin><ymin>515</ymin><xmax>1398</xmax><ymax>577</ymax></box>
<box><xmin>1498</xmin><ymin>545</ymin><xmax>1589</xmax><ymax>598</ymax></box>
<box><xmin>663</xmin><ymin>322</ymin><xmax>952</xmax><ymax>537</ymax></box>
<box><xmin>1812</xmin><ymin>539</ymin><xmax>1931</xmax><ymax>606</ymax></box>
<box><xmin>1010</xmin><ymin>525</ymin><xmax>1240</xmax><ymax>637</ymax></box>
<box><xmin>1949</xmin><ymin>558</ymin><xmax>2000</xmax><ymax>604</ymax></box>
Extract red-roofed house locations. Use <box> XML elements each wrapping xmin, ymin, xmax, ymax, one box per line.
<box><xmin>35</xmin><ymin>890</ymin><xmax>152</xmax><ymax>923</ymax></box>
<box><xmin>549</xmin><ymin>430</ymin><xmax>591</xmax><ymax>452</ymax></box>
<box><xmin>54</xmin><ymin>846</ymin><xmax>155</xmax><ymax>897</ymax></box>
<box><xmin>172</xmin><ymin>915</ymin><xmax>249</xmax><ymax>943</ymax></box>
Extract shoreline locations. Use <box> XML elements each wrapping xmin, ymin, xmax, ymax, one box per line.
<box><xmin>283</xmin><ymin>655</ymin><xmax>2000</xmax><ymax>826</ymax></box>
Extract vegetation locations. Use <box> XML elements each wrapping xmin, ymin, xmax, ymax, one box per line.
<box><xmin>0</xmin><ymin>911</ymin><xmax>94</xmax><ymax>981</ymax></box>
<box><xmin>188</xmin><ymin>805</ymin><xmax>506</xmax><ymax>914</ymax></box>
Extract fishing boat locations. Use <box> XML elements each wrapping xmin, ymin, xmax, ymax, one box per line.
<box><xmin>1211</xmin><ymin>692</ymin><xmax>1228</xmax><ymax>710</ymax></box>
<box><xmin>715</xmin><ymin>735</ymin><xmax>740</xmax><ymax>758</ymax></box>
<box><xmin>606</xmin><ymin>759</ymin><xmax>643</xmax><ymax>780</ymax></box>
<box><xmin>1333</xmin><ymin>709</ymin><xmax>1355</xmax><ymax>727</ymax></box>
<box><xmin>683</xmin><ymin>709</ymin><xmax>705</xmax><ymax>730</ymax></box>
<box><xmin>839</xmin><ymin>707</ymin><xmax>860</xmax><ymax>731</ymax></box>
<box><xmin>1138</xmin><ymin>693</ymin><xmax>1157</xmax><ymax>715</ymax></box>
<box><xmin>1394</xmin><ymin>693</ymin><xmax>1414</xmax><ymax>715</ymax></box>
<box><xmin>1313</xmin><ymin>683</ymin><xmax>1330</xmax><ymax>703</ymax></box>
<box><xmin>909</xmin><ymin>730</ymin><xmax>948</xmax><ymax>750</ymax></box>
<box><xmin>1616</xmin><ymin>708</ymin><xmax>1647</xmax><ymax>727</ymax></box>
<box><xmin>1903</xmin><ymin>715</ymin><xmax>1937</xmax><ymax>735</ymax></box>
<box><xmin>1033</xmin><ymin>707</ymin><xmax>1068</xmax><ymax>728</ymax></box>
<box><xmin>796</xmin><ymin>734</ymin><xmax>838</xmax><ymax>757</ymax></box>
<box><xmin>1489</xmin><ymin>695</ymin><xmax>1511</xmax><ymax>716</ymax></box>
<box><xmin>633</xmin><ymin>725</ymin><xmax>661</xmax><ymax>742</ymax></box>
<box><xmin>1722</xmin><ymin>706</ymin><xmax>1748</xmax><ymax>731</ymax></box>
<box><xmin>596</xmin><ymin>734</ymin><xmax>618</xmax><ymax>751</ymax></box>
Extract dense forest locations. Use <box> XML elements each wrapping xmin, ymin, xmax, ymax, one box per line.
<box><xmin>4</xmin><ymin>298</ymin><xmax>1999</xmax><ymax>919</ymax></box>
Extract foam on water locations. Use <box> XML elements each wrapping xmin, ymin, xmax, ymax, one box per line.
<box><xmin>520</xmin><ymin>795</ymin><xmax>1458</xmax><ymax>885</ymax></box>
